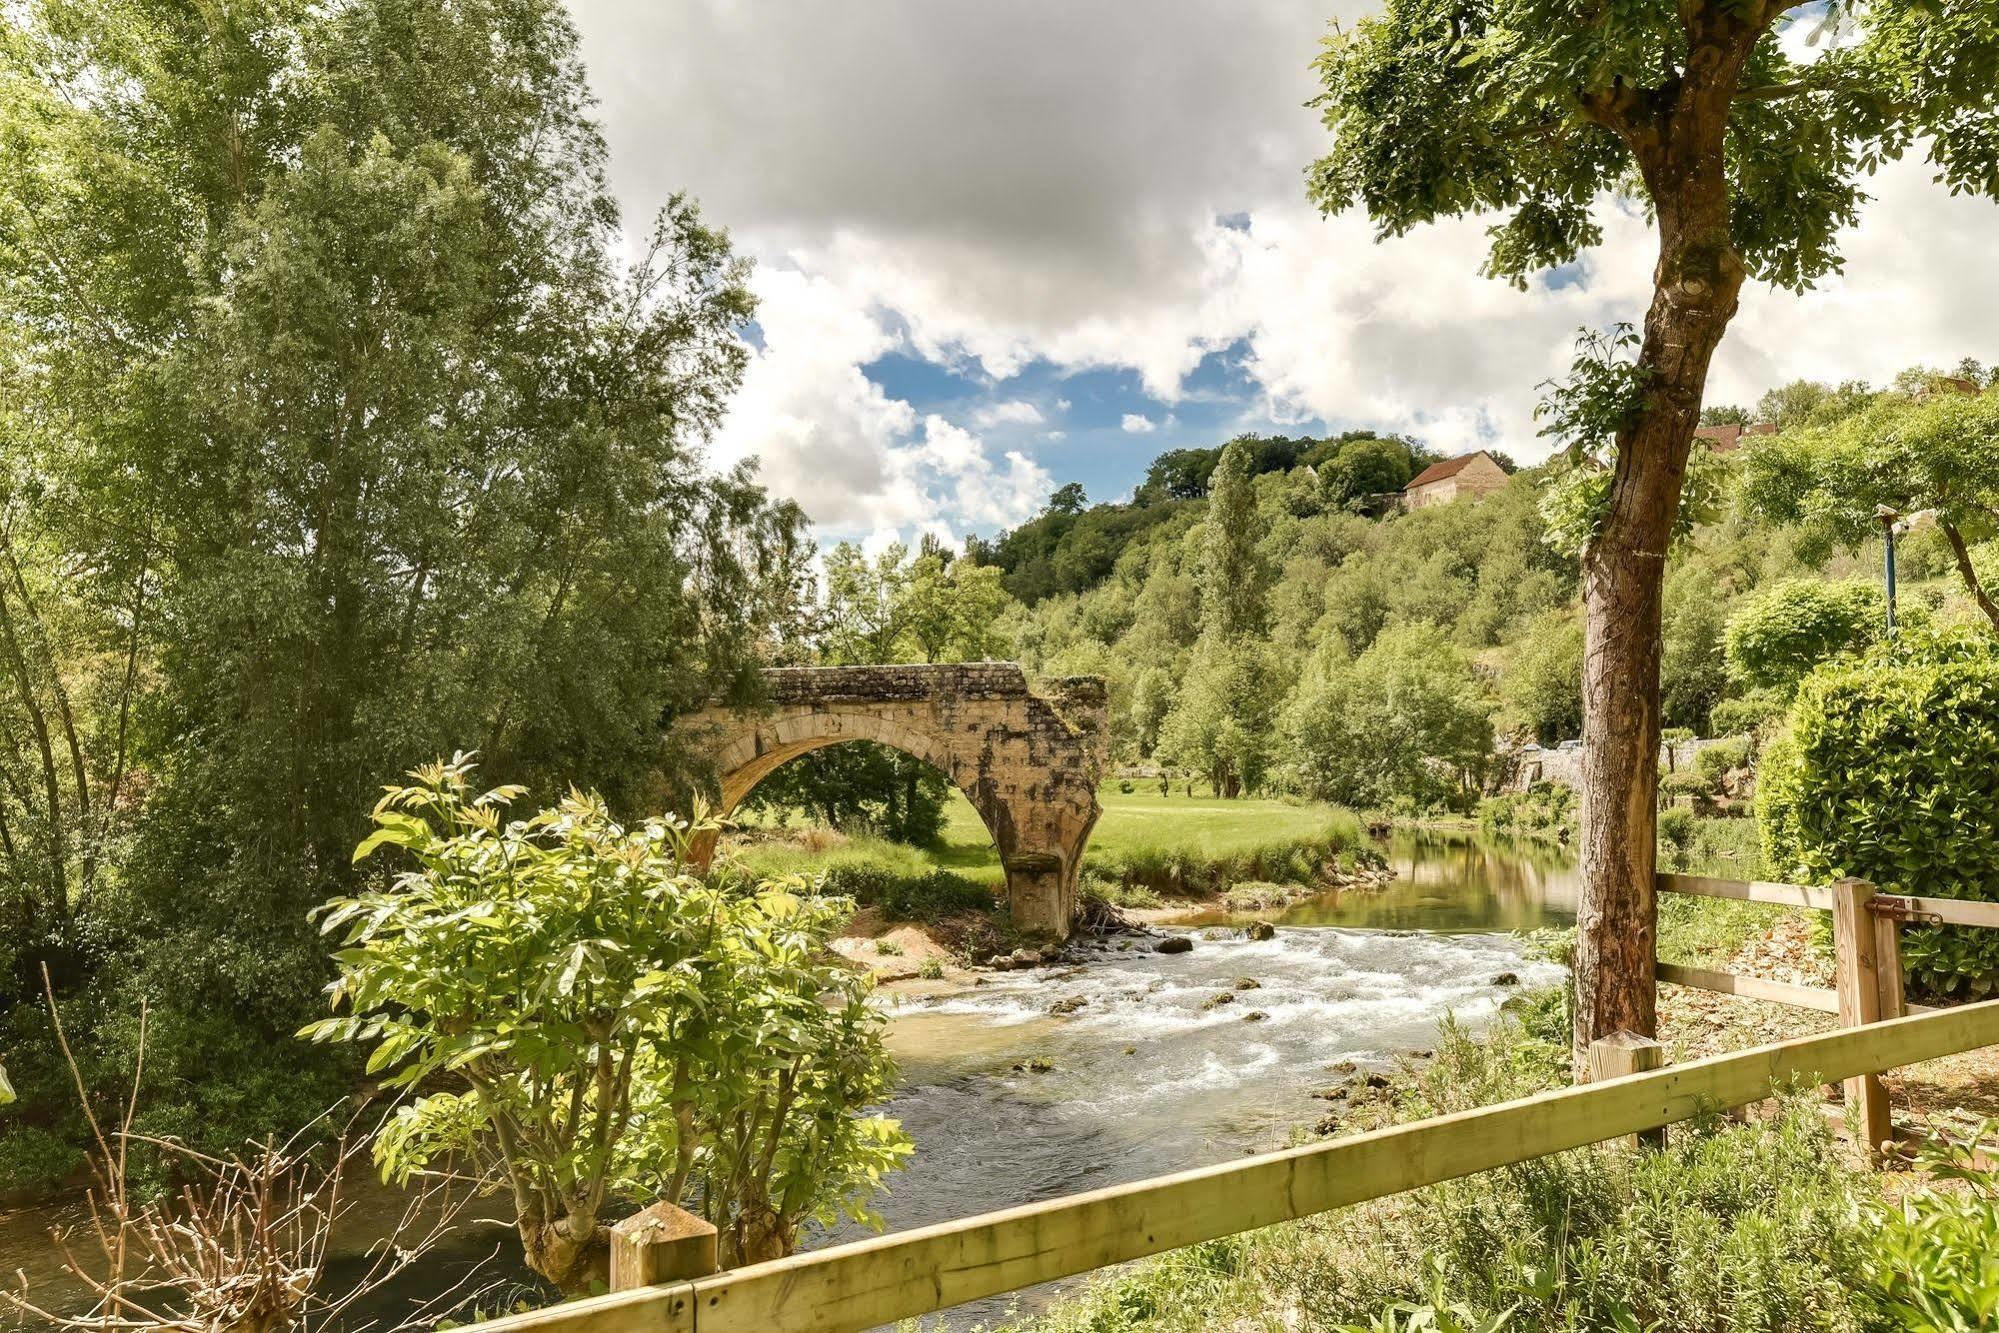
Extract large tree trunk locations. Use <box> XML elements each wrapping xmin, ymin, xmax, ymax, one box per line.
<box><xmin>1572</xmin><ymin>81</ymin><xmax>1747</xmax><ymax>1071</ymax></box>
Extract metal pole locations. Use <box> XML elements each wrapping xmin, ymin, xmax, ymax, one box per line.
<box><xmin>1876</xmin><ymin>506</ymin><xmax>1900</xmax><ymax>638</ymax></box>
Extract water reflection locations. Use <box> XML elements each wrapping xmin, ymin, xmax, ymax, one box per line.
<box><xmin>1179</xmin><ymin>828</ymin><xmax>1579</xmax><ymax>934</ymax></box>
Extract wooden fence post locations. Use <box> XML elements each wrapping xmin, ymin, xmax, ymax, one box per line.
<box><xmin>611</xmin><ymin>1202</ymin><xmax>719</xmax><ymax>1291</ymax></box>
<box><xmin>1586</xmin><ymin>1030</ymin><xmax>1666</xmax><ymax>1149</ymax></box>
<box><xmin>1831</xmin><ymin>878</ymin><xmax>1892</xmax><ymax>1159</ymax></box>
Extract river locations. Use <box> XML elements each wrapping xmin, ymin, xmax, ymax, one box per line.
<box><xmin>0</xmin><ymin>830</ymin><xmax>1575</xmax><ymax>1330</ymax></box>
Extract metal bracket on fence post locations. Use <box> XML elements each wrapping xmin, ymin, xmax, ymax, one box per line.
<box><xmin>1586</xmin><ymin>1030</ymin><xmax>1666</xmax><ymax>1150</ymax></box>
<box><xmin>611</xmin><ymin>1201</ymin><xmax>720</xmax><ymax>1291</ymax></box>
<box><xmin>1831</xmin><ymin>878</ymin><xmax>1893</xmax><ymax>1160</ymax></box>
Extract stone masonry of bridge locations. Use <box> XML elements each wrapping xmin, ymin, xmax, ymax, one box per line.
<box><xmin>675</xmin><ymin>664</ymin><xmax>1107</xmax><ymax>937</ymax></box>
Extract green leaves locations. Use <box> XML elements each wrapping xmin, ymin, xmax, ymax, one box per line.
<box><xmin>1308</xmin><ymin>0</ymin><xmax>1999</xmax><ymax>288</ymax></box>
<box><xmin>307</xmin><ymin>760</ymin><xmax>908</xmax><ymax>1281</ymax></box>
<box><xmin>1759</xmin><ymin>630</ymin><xmax>1999</xmax><ymax>995</ymax></box>
<box><xmin>352</xmin><ymin>812</ymin><xmax>433</xmax><ymax>864</ymax></box>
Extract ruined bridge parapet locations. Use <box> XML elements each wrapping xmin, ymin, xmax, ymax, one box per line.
<box><xmin>674</xmin><ymin>663</ymin><xmax>1106</xmax><ymax>937</ymax></box>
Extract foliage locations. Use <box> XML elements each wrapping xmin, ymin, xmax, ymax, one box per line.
<box><xmin>1694</xmin><ymin>737</ymin><xmax>1753</xmax><ymax>785</ymax></box>
<box><xmin>1012</xmin><ymin>1020</ymin><xmax>1881</xmax><ymax>1333</ymax></box>
<box><xmin>302</xmin><ymin>759</ymin><xmax>910</xmax><ymax>1285</ymax></box>
<box><xmin>1534</xmin><ymin>328</ymin><xmax>1728</xmax><ymax>561</ymax></box>
<box><xmin>1500</xmin><ymin>611</ymin><xmax>1584</xmax><ymax>744</ymax></box>
<box><xmin>0</xmin><ymin>0</ymin><xmax>807</xmax><ymax>1170</ymax></box>
<box><xmin>1197</xmin><ymin>438</ymin><xmax>1268</xmax><ymax>644</ymax></box>
<box><xmin>1761</xmin><ymin>630</ymin><xmax>1999</xmax><ymax>997</ymax></box>
<box><xmin>1285</xmin><ymin>624</ymin><xmax>1494</xmax><ymax>811</ymax></box>
<box><xmin>815</xmin><ymin>864</ymin><xmax>996</xmax><ymax>923</ymax></box>
<box><xmin>1865</xmin><ymin>1123</ymin><xmax>1999</xmax><ymax>1329</ymax></box>
<box><xmin>1741</xmin><ymin>387</ymin><xmax>1999</xmax><ymax>631</ymax></box>
<box><xmin>821</xmin><ymin>538</ymin><xmax>1017</xmax><ymax>666</ymax></box>
<box><xmin>1535</xmin><ymin>325</ymin><xmax>1651</xmax><ymax>456</ymax></box>
<box><xmin>1723</xmin><ymin>574</ymin><xmax>1882</xmax><ymax>693</ymax></box>
<box><xmin>1658</xmin><ymin>805</ymin><xmax>1697</xmax><ymax>853</ymax></box>
<box><xmin>1477</xmin><ymin>783</ymin><xmax>1576</xmax><ymax>843</ymax></box>
<box><xmin>745</xmin><ymin>742</ymin><xmax>952</xmax><ymax>847</ymax></box>
<box><xmin>1155</xmin><ymin>640</ymin><xmax>1286</xmax><ymax>800</ymax></box>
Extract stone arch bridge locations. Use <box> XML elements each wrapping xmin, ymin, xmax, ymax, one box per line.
<box><xmin>674</xmin><ymin>664</ymin><xmax>1106</xmax><ymax>936</ymax></box>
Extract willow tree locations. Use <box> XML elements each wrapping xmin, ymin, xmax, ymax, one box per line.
<box><xmin>1308</xmin><ymin>0</ymin><xmax>1999</xmax><ymax>1065</ymax></box>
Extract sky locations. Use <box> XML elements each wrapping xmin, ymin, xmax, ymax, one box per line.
<box><xmin>565</xmin><ymin>0</ymin><xmax>1999</xmax><ymax>550</ymax></box>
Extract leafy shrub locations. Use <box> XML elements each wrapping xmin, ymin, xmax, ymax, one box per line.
<box><xmin>0</xmin><ymin>1125</ymin><xmax>79</xmax><ymax>1194</ymax></box>
<box><xmin>1865</xmin><ymin>1123</ymin><xmax>1999</xmax><ymax>1327</ymax></box>
<box><xmin>1659</xmin><ymin>769</ymin><xmax>1712</xmax><ymax>805</ymax></box>
<box><xmin>1658</xmin><ymin>805</ymin><xmax>1696</xmax><ymax>852</ymax></box>
<box><xmin>917</xmin><ymin>958</ymin><xmax>944</xmax><ymax>980</ymax></box>
<box><xmin>303</xmin><ymin>759</ymin><xmax>911</xmax><ymax>1285</ymax></box>
<box><xmin>1723</xmin><ymin>577</ymin><xmax>1881</xmax><ymax>691</ymax></box>
<box><xmin>1710</xmin><ymin>687</ymin><xmax>1790</xmax><ymax>736</ymax></box>
<box><xmin>1695</xmin><ymin>736</ymin><xmax>1753</xmax><ymax>784</ymax></box>
<box><xmin>1478</xmin><ymin>783</ymin><xmax>1576</xmax><ymax>842</ymax></box>
<box><xmin>817</xmin><ymin>864</ymin><xmax>996</xmax><ymax>921</ymax></box>
<box><xmin>1761</xmin><ymin>630</ymin><xmax>1999</xmax><ymax>996</ymax></box>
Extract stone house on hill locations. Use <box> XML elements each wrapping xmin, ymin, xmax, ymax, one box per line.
<box><xmin>1401</xmin><ymin>450</ymin><xmax>1509</xmax><ymax>509</ymax></box>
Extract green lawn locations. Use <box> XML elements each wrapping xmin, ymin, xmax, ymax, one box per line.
<box><xmin>729</xmin><ymin>788</ymin><xmax>1365</xmax><ymax>890</ymax></box>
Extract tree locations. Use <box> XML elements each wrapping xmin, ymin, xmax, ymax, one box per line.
<box><xmin>1156</xmin><ymin>439</ymin><xmax>1278</xmax><ymax>795</ymax></box>
<box><xmin>1754</xmin><ymin>378</ymin><xmax>1874</xmax><ymax>434</ymax></box>
<box><xmin>304</xmin><ymin>760</ymin><xmax>910</xmax><ymax>1287</ymax></box>
<box><xmin>1155</xmin><ymin>643</ymin><xmax>1284</xmax><ymax>799</ymax></box>
<box><xmin>1199</xmin><ymin>438</ymin><xmax>1267</xmax><ymax>643</ymax></box>
<box><xmin>1723</xmin><ymin>578</ymin><xmax>1881</xmax><ymax>691</ymax></box>
<box><xmin>1701</xmin><ymin>404</ymin><xmax>1751</xmax><ymax>427</ymax></box>
<box><xmin>1740</xmin><ymin>389</ymin><xmax>1999</xmax><ymax>632</ymax></box>
<box><xmin>1320</xmin><ymin>436</ymin><xmax>1425</xmax><ymax>508</ymax></box>
<box><xmin>1308</xmin><ymin>0</ymin><xmax>1999</xmax><ymax>1064</ymax></box>
<box><xmin>1</xmin><ymin>0</ymin><xmax>803</xmax><ymax>1168</ymax></box>
<box><xmin>1047</xmin><ymin>482</ymin><xmax>1088</xmax><ymax>516</ymax></box>
<box><xmin>1503</xmin><ymin>611</ymin><xmax>1586</xmax><ymax>745</ymax></box>
<box><xmin>1284</xmin><ymin>623</ymin><xmax>1494</xmax><ymax>809</ymax></box>
<box><xmin>897</xmin><ymin>553</ymin><xmax>1016</xmax><ymax>663</ymax></box>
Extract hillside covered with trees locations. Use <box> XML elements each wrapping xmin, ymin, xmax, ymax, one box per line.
<box><xmin>972</xmin><ymin>364</ymin><xmax>1999</xmax><ymax>813</ymax></box>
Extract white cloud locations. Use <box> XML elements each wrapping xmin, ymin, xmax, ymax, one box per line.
<box><xmin>1120</xmin><ymin>413</ymin><xmax>1158</xmax><ymax>434</ymax></box>
<box><xmin>716</xmin><ymin>270</ymin><xmax>1050</xmax><ymax>537</ymax></box>
<box><xmin>971</xmin><ymin>399</ymin><xmax>1045</xmax><ymax>429</ymax></box>
<box><xmin>576</xmin><ymin>0</ymin><xmax>1999</xmax><ymax>503</ymax></box>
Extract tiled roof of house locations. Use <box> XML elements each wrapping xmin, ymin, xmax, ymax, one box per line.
<box><xmin>1405</xmin><ymin>451</ymin><xmax>1491</xmax><ymax>489</ymax></box>
<box><xmin>1694</xmin><ymin>421</ymin><xmax>1777</xmax><ymax>453</ymax></box>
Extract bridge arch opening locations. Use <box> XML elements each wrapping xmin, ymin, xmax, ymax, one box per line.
<box><xmin>674</xmin><ymin>664</ymin><xmax>1105</xmax><ymax>937</ymax></box>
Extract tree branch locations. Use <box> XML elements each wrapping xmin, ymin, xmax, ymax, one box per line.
<box><xmin>1941</xmin><ymin>520</ymin><xmax>1999</xmax><ymax>633</ymax></box>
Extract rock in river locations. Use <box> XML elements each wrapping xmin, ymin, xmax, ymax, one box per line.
<box><xmin>1048</xmin><ymin>996</ymin><xmax>1088</xmax><ymax>1016</ymax></box>
<box><xmin>1154</xmin><ymin>935</ymin><xmax>1193</xmax><ymax>955</ymax></box>
<box><xmin>1245</xmin><ymin>921</ymin><xmax>1277</xmax><ymax>941</ymax></box>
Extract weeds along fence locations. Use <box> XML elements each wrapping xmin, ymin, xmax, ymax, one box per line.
<box><xmin>1655</xmin><ymin>872</ymin><xmax>1999</xmax><ymax>1152</ymax></box>
<box><xmin>480</xmin><ymin>874</ymin><xmax>1999</xmax><ymax>1333</ymax></box>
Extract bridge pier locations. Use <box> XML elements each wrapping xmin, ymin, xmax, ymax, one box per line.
<box><xmin>675</xmin><ymin>664</ymin><xmax>1106</xmax><ymax>939</ymax></box>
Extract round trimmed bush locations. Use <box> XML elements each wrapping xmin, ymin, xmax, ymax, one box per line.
<box><xmin>1760</xmin><ymin>631</ymin><xmax>1999</xmax><ymax>996</ymax></box>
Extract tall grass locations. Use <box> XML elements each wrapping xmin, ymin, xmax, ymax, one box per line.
<box><xmin>1005</xmin><ymin>1013</ymin><xmax>1887</xmax><ymax>1333</ymax></box>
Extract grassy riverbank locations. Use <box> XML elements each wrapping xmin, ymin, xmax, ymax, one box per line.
<box><xmin>729</xmin><ymin>789</ymin><xmax>1375</xmax><ymax>905</ymax></box>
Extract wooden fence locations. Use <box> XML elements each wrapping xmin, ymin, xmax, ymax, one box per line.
<box><xmin>481</xmin><ymin>874</ymin><xmax>1999</xmax><ymax>1333</ymax></box>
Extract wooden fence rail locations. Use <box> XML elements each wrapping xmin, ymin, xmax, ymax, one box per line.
<box><xmin>1652</xmin><ymin>871</ymin><xmax>1996</xmax><ymax>1151</ymax></box>
<box><xmin>485</xmin><ymin>996</ymin><xmax>1999</xmax><ymax>1333</ymax></box>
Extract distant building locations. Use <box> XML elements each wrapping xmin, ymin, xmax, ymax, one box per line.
<box><xmin>1915</xmin><ymin>376</ymin><xmax>1983</xmax><ymax>401</ymax></box>
<box><xmin>1693</xmin><ymin>421</ymin><xmax>1777</xmax><ymax>453</ymax></box>
<box><xmin>1402</xmin><ymin>450</ymin><xmax>1509</xmax><ymax>509</ymax></box>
